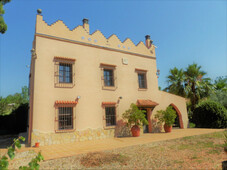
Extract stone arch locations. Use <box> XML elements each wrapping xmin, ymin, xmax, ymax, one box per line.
<box><xmin>170</xmin><ymin>103</ymin><xmax>184</xmax><ymax>129</ymax></box>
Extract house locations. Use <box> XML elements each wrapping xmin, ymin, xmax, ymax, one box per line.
<box><xmin>28</xmin><ymin>11</ymin><xmax>188</xmax><ymax>146</ymax></box>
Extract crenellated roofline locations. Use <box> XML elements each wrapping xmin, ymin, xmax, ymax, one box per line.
<box><xmin>35</xmin><ymin>15</ymin><xmax>156</xmax><ymax>58</ymax></box>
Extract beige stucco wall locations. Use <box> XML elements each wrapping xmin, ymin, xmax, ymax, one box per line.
<box><xmin>29</xmin><ymin>14</ymin><xmax>188</xmax><ymax>145</ymax></box>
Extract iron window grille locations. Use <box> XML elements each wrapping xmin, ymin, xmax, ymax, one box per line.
<box><xmin>138</xmin><ymin>73</ymin><xmax>147</xmax><ymax>89</ymax></box>
<box><xmin>58</xmin><ymin>107</ymin><xmax>73</xmax><ymax>130</ymax></box>
<box><xmin>54</xmin><ymin>58</ymin><xmax>75</xmax><ymax>88</ymax></box>
<box><xmin>59</xmin><ymin>63</ymin><xmax>72</xmax><ymax>83</ymax></box>
<box><xmin>104</xmin><ymin>69</ymin><xmax>114</xmax><ymax>86</ymax></box>
<box><xmin>105</xmin><ymin>107</ymin><xmax>116</xmax><ymax>126</ymax></box>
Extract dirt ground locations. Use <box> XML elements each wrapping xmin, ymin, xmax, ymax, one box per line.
<box><xmin>37</xmin><ymin>131</ymin><xmax>226</xmax><ymax>169</ymax></box>
<box><xmin>2</xmin><ymin>131</ymin><xmax>226</xmax><ymax>169</ymax></box>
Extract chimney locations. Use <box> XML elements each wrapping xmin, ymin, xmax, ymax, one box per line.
<box><xmin>145</xmin><ymin>35</ymin><xmax>153</xmax><ymax>48</ymax></box>
<box><xmin>82</xmin><ymin>18</ymin><xmax>89</xmax><ymax>33</ymax></box>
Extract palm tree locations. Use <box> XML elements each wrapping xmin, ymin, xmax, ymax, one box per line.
<box><xmin>164</xmin><ymin>67</ymin><xmax>186</xmax><ymax>97</ymax></box>
<box><xmin>184</xmin><ymin>63</ymin><xmax>212</xmax><ymax>111</ymax></box>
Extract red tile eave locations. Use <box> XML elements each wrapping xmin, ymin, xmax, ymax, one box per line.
<box><xmin>55</xmin><ymin>100</ymin><xmax>78</xmax><ymax>105</ymax></box>
<box><xmin>137</xmin><ymin>99</ymin><xmax>159</xmax><ymax>107</ymax></box>
<box><xmin>135</xmin><ymin>68</ymin><xmax>148</xmax><ymax>72</ymax></box>
<box><xmin>102</xmin><ymin>102</ymin><xmax>117</xmax><ymax>105</ymax></box>
<box><xmin>54</xmin><ymin>56</ymin><xmax>76</xmax><ymax>61</ymax></box>
<box><xmin>100</xmin><ymin>63</ymin><xmax>117</xmax><ymax>68</ymax></box>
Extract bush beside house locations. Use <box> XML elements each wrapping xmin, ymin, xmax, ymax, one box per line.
<box><xmin>192</xmin><ymin>100</ymin><xmax>227</xmax><ymax>128</ymax></box>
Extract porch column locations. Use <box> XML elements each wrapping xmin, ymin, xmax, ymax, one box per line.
<box><xmin>147</xmin><ymin>108</ymin><xmax>152</xmax><ymax>133</ymax></box>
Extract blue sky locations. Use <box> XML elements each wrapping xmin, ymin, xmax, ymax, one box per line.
<box><xmin>0</xmin><ymin>0</ymin><xmax>226</xmax><ymax>97</ymax></box>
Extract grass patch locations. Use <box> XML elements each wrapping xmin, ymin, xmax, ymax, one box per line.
<box><xmin>80</xmin><ymin>152</ymin><xmax>129</xmax><ymax>167</ymax></box>
<box><xmin>173</xmin><ymin>160</ymin><xmax>184</xmax><ymax>164</ymax></box>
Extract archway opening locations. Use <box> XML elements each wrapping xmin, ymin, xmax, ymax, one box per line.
<box><xmin>169</xmin><ymin>103</ymin><xmax>184</xmax><ymax>129</ymax></box>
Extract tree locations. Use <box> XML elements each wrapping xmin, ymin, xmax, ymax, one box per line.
<box><xmin>214</xmin><ymin>76</ymin><xmax>227</xmax><ymax>92</ymax></box>
<box><xmin>0</xmin><ymin>86</ymin><xmax>29</xmax><ymax>115</ymax></box>
<box><xmin>210</xmin><ymin>76</ymin><xmax>227</xmax><ymax>108</ymax></box>
<box><xmin>164</xmin><ymin>67</ymin><xmax>186</xmax><ymax>97</ymax></box>
<box><xmin>21</xmin><ymin>86</ymin><xmax>29</xmax><ymax>104</ymax></box>
<box><xmin>165</xmin><ymin>63</ymin><xmax>214</xmax><ymax>112</ymax></box>
<box><xmin>184</xmin><ymin>63</ymin><xmax>212</xmax><ymax>111</ymax></box>
<box><xmin>0</xmin><ymin>0</ymin><xmax>11</xmax><ymax>34</ymax></box>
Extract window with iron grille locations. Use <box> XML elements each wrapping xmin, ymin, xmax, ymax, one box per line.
<box><xmin>59</xmin><ymin>63</ymin><xmax>72</xmax><ymax>83</ymax></box>
<box><xmin>58</xmin><ymin>107</ymin><xmax>73</xmax><ymax>130</ymax></box>
<box><xmin>54</xmin><ymin>57</ymin><xmax>75</xmax><ymax>88</ymax></box>
<box><xmin>105</xmin><ymin>107</ymin><xmax>116</xmax><ymax>126</ymax></box>
<box><xmin>138</xmin><ymin>73</ymin><xmax>147</xmax><ymax>89</ymax></box>
<box><xmin>104</xmin><ymin>69</ymin><xmax>114</xmax><ymax>86</ymax></box>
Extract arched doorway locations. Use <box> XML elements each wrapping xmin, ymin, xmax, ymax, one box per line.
<box><xmin>170</xmin><ymin>103</ymin><xmax>184</xmax><ymax>129</ymax></box>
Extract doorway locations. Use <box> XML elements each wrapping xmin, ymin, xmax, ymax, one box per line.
<box><xmin>141</xmin><ymin>109</ymin><xmax>149</xmax><ymax>133</ymax></box>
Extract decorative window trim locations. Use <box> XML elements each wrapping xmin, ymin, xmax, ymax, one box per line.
<box><xmin>135</xmin><ymin>69</ymin><xmax>148</xmax><ymax>90</ymax></box>
<box><xmin>54</xmin><ymin>56</ymin><xmax>76</xmax><ymax>88</ymax></box>
<box><xmin>102</xmin><ymin>102</ymin><xmax>117</xmax><ymax>129</ymax></box>
<box><xmin>100</xmin><ymin>63</ymin><xmax>117</xmax><ymax>90</ymax></box>
<box><xmin>54</xmin><ymin>101</ymin><xmax>77</xmax><ymax>133</ymax></box>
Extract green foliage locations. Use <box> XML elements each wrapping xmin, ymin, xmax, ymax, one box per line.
<box><xmin>165</xmin><ymin>63</ymin><xmax>214</xmax><ymax>113</ymax></box>
<box><xmin>164</xmin><ymin>67</ymin><xmax>186</xmax><ymax>97</ymax></box>
<box><xmin>0</xmin><ymin>86</ymin><xmax>29</xmax><ymax>116</ymax></box>
<box><xmin>19</xmin><ymin>152</ymin><xmax>44</xmax><ymax>170</ymax></box>
<box><xmin>214</xmin><ymin>76</ymin><xmax>227</xmax><ymax>92</ymax></box>
<box><xmin>209</xmin><ymin>90</ymin><xmax>227</xmax><ymax>109</ymax></box>
<box><xmin>209</xmin><ymin>76</ymin><xmax>227</xmax><ymax>109</ymax></box>
<box><xmin>0</xmin><ymin>0</ymin><xmax>11</xmax><ymax>34</ymax></box>
<box><xmin>192</xmin><ymin>100</ymin><xmax>227</xmax><ymax>128</ymax></box>
<box><xmin>155</xmin><ymin>106</ymin><xmax>177</xmax><ymax>126</ymax></box>
<box><xmin>0</xmin><ymin>136</ymin><xmax>43</xmax><ymax>170</ymax></box>
<box><xmin>122</xmin><ymin>103</ymin><xmax>148</xmax><ymax>127</ymax></box>
<box><xmin>189</xmin><ymin>122</ymin><xmax>196</xmax><ymax>128</ymax></box>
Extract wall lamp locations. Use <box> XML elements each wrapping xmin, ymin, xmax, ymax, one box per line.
<box><xmin>156</xmin><ymin>69</ymin><xmax>160</xmax><ymax>78</ymax></box>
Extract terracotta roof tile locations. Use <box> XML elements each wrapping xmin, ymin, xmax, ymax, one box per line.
<box><xmin>102</xmin><ymin>102</ymin><xmax>116</xmax><ymax>105</ymax></box>
<box><xmin>55</xmin><ymin>100</ymin><xmax>78</xmax><ymax>105</ymax></box>
<box><xmin>137</xmin><ymin>99</ymin><xmax>159</xmax><ymax>107</ymax></box>
<box><xmin>54</xmin><ymin>56</ymin><xmax>76</xmax><ymax>61</ymax></box>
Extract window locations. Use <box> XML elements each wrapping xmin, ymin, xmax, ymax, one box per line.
<box><xmin>54</xmin><ymin>56</ymin><xmax>75</xmax><ymax>88</ymax></box>
<box><xmin>59</xmin><ymin>63</ymin><xmax>72</xmax><ymax>83</ymax></box>
<box><xmin>104</xmin><ymin>69</ymin><xmax>114</xmax><ymax>86</ymax></box>
<box><xmin>138</xmin><ymin>73</ymin><xmax>147</xmax><ymax>89</ymax></box>
<box><xmin>136</xmin><ymin>68</ymin><xmax>147</xmax><ymax>89</ymax></box>
<box><xmin>105</xmin><ymin>107</ymin><xmax>116</xmax><ymax>126</ymax></box>
<box><xmin>58</xmin><ymin>107</ymin><xmax>73</xmax><ymax>130</ymax></box>
<box><xmin>100</xmin><ymin>63</ymin><xmax>117</xmax><ymax>90</ymax></box>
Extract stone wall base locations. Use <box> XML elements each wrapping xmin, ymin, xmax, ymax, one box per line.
<box><xmin>31</xmin><ymin>128</ymin><xmax>115</xmax><ymax>146</ymax></box>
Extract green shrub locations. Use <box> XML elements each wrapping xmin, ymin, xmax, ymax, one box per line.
<box><xmin>122</xmin><ymin>103</ymin><xmax>148</xmax><ymax>127</ymax></box>
<box><xmin>155</xmin><ymin>106</ymin><xmax>177</xmax><ymax>126</ymax></box>
<box><xmin>192</xmin><ymin>100</ymin><xmax>227</xmax><ymax>128</ymax></box>
<box><xmin>189</xmin><ymin>122</ymin><xmax>196</xmax><ymax>128</ymax></box>
<box><xmin>0</xmin><ymin>136</ymin><xmax>44</xmax><ymax>170</ymax></box>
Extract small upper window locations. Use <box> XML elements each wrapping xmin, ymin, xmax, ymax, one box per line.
<box><xmin>100</xmin><ymin>63</ymin><xmax>117</xmax><ymax>90</ymax></box>
<box><xmin>104</xmin><ymin>69</ymin><xmax>114</xmax><ymax>87</ymax></box>
<box><xmin>136</xmin><ymin>68</ymin><xmax>147</xmax><ymax>89</ymax></box>
<box><xmin>138</xmin><ymin>73</ymin><xmax>147</xmax><ymax>89</ymax></box>
<box><xmin>59</xmin><ymin>63</ymin><xmax>72</xmax><ymax>83</ymax></box>
<box><xmin>54</xmin><ymin>56</ymin><xmax>75</xmax><ymax>88</ymax></box>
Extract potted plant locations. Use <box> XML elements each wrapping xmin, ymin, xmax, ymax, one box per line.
<box><xmin>122</xmin><ymin>103</ymin><xmax>148</xmax><ymax>137</ymax></box>
<box><xmin>155</xmin><ymin>106</ymin><xmax>177</xmax><ymax>133</ymax></box>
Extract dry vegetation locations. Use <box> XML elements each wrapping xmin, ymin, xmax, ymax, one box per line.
<box><xmin>80</xmin><ymin>152</ymin><xmax>129</xmax><ymax>167</ymax></box>
<box><xmin>7</xmin><ymin>131</ymin><xmax>227</xmax><ymax>169</ymax></box>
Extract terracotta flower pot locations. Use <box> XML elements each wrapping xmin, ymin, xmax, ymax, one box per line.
<box><xmin>164</xmin><ymin>124</ymin><xmax>172</xmax><ymax>133</ymax></box>
<box><xmin>131</xmin><ymin>125</ymin><xmax>140</xmax><ymax>137</ymax></box>
<box><xmin>35</xmin><ymin>142</ymin><xmax>40</xmax><ymax>147</ymax></box>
